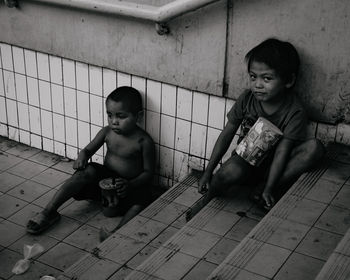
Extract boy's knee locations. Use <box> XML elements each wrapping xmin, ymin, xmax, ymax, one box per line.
<box><xmin>74</xmin><ymin>164</ymin><xmax>97</xmax><ymax>180</ymax></box>
<box><xmin>305</xmin><ymin>138</ymin><xmax>325</xmax><ymax>160</ymax></box>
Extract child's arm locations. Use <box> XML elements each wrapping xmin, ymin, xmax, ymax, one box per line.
<box><xmin>262</xmin><ymin>138</ymin><xmax>295</xmax><ymax>207</ymax></box>
<box><xmin>198</xmin><ymin>120</ymin><xmax>240</xmax><ymax>193</ymax></box>
<box><xmin>73</xmin><ymin>127</ymin><xmax>108</xmax><ymax>170</ymax></box>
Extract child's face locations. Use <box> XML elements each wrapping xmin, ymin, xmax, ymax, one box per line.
<box><xmin>249</xmin><ymin>61</ymin><xmax>291</xmax><ymax>103</ymax></box>
<box><xmin>106</xmin><ymin>99</ymin><xmax>138</xmax><ymax>135</ymax></box>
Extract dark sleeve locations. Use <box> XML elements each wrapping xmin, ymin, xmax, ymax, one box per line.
<box><xmin>227</xmin><ymin>90</ymin><xmax>250</xmax><ymax>125</ymax></box>
<box><xmin>283</xmin><ymin>110</ymin><xmax>308</xmax><ymax>141</ymax></box>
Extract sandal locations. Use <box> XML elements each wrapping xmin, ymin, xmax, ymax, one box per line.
<box><xmin>26</xmin><ymin>211</ymin><xmax>61</xmax><ymax>235</ymax></box>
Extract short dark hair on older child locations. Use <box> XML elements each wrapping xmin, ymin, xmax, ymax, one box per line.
<box><xmin>245</xmin><ymin>38</ymin><xmax>300</xmax><ymax>83</ymax></box>
<box><xmin>107</xmin><ymin>86</ymin><xmax>142</xmax><ymax>115</ymax></box>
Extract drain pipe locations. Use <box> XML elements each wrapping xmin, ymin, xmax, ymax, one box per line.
<box><xmin>6</xmin><ymin>0</ymin><xmax>221</xmax><ymax>35</ymax></box>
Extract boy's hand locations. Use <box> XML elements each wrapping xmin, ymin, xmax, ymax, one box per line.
<box><xmin>115</xmin><ymin>178</ymin><xmax>128</xmax><ymax>198</ymax></box>
<box><xmin>262</xmin><ymin>191</ymin><xmax>275</xmax><ymax>210</ymax></box>
<box><xmin>73</xmin><ymin>154</ymin><xmax>88</xmax><ymax>170</ymax></box>
<box><xmin>198</xmin><ymin>174</ymin><xmax>211</xmax><ymax>194</ymax></box>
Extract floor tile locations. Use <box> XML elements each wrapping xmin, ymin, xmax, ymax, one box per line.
<box><xmin>10</xmin><ymin>259</ymin><xmax>62</xmax><ymax>280</ymax></box>
<box><xmin>0</xmin><ymin>172</ymin><xmax>26</xmax><ymax>193</ymax></box>
<box><xmin>46</xmin><ymin>216</ymin><xmax>83</xmax><ymax>240</ymax></box>
<box><xmin>149</xmin><ymin>226</ymin><xmax>178</xmax><ymax>248</ymax></box>
<box><xmin>28</xmin><ymin>151</ymin><xmax>61</xmax><ymax>167</ymax></box>
<box><xmin>0</xmin><ymin>137</ymin><xmax>18</xmax><ymax>151</ymax></box>
<box><xmin>0</xmin><ymin>194</ymin><xmax>28</xmax><ymax>219</ymax></box>
<box><xmin>244</xmin><ymin>242</ymin><xmax>291</xmax><ymax>278</ymax></box>
<box><xmin>37</xmin><ymin>242</ymin><xmax>86</xmax><ymax>271</ymax></box>
<box><xmin>182</xmin><ymin>259</ymin><xmax>217</xmax><ymax>280</ymax></box>
<box><xmin>31</xmin><ymin>168</ymin><xmax>71</xmax><ymax>188</ymax></box>
<box><xmin>32</xmin><ymin>189</ymin><xmax>73</xmax><ymax>210</ymax></box>
<box><xmin>63</xmin><ymin>224</ymin><xmax>99</xmax><ymax>251</ymax></box>
<box><xmin>201</xmin><ymin>210</ymin><xmax>241</xmax><ymax>236</ymax></box>
<box><xmin>108</xmin><ymin>266</ymin><xmax>133</xmax><ymax>280</ymax></box>
<box><xmin>0</xmin><ymin>248</ymin><xmax>22</xmax><ymax>279</ymax></box>
<box><xmin>0</xmin><ymin>220</ymin><xmax>26</xmax><ymax>247</ymax></box>
<box><xmin>305</xmin><ymin>178</ymin><xmax>343</xmax><ymax>203</ymax></box>
<box><xmin>315</xmin><ymin>205</ymin><xmax>350</xmax><ymax>234</ymax></box>
<box><xmin>60</xmin><ymin>200</ymin><xmax>101</xmax><ymax>223</ymax></box>
<box><xmin>7</xmin><ymin>180</ymin><xmax>51</xmax><ymax>202</ymax></box>
<box><xmin>126</xmin><ymin>245</ymin><xmax>158</xmax><ymax>269</ymax></box>
<box><xmin>225</xmin><ymin>217</ymin><xmax>259</xmax><ymax>241</ymax></box>
<box><xmin>151</xmin><ymin>202</ymin><xmax>189</xmax><ymax>225</ymax></box>
<box><xmin>322</xmin><ymin>161</ymin><xmax>350</xmax><ymax>183</ymax></box>
<box><xmin>233</xmin><ymin>269</ymin><xmax>270</xmax><ymax>280</ymax></box>
<box><xmin>7</xmin><ymin>160</ymin><xmax>47</xmax><ymax>179</ymax></box>
<box><xmin>332</xmin><ymin>185</ymin><xmax>350</xmax><ymax>209</ymax></box>
<box><xmin>296</xmin><ymin>228</ymin><xmax>343</xmax><ymax>260</ymax></box>
<box><xmin>274</xmin><ymin>252</ymin><xmax>324</xmax><ymax>280</ymax></box>
<box><xmin>204</xmin><ymin>237</ymin><xmax>239</xmax><ymax>264</ymax></box>
<box><xmin>74</xmin><ymin>259</ymin><xmax>121</xmax><ymax>280</ymax></box>
<box><xmin>51</xmin><ymin>160</ymin><xmax>75</xmax><ymax>175</ymax></box>
<box><xmin>86</xmin><ymin>211</ymin><xmax>122</xmax><ymax>230</ymax></box>
<box><xmin>8</xmin><ymin>203</ymin><xmax>43</xmax><ymax>227</ymax></box>
<box><xmin>0</xmin><ymin>153</ymin><xmax>23</xmax><ymax>171</ymax></box>
<box><xmin>8</xmin><ymin>233</ymin><xmax>59</xmax><ymax>258</ymax></box>
<box><xmin>6</xmin><ymin>143</ymin><xmax>41</xmax><ymax>159</ymax></box>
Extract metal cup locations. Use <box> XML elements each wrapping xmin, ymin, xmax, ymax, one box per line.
<box><xmin>99</xmin><ymin>177</ymin><xmax>119</xmax><ymax>217</ymax></box>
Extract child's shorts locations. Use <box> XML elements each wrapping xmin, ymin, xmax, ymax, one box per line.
<box><xmin>73</xmin><ymin>162</ymin><xmax>152</xmax><ymax>215</ymax></box>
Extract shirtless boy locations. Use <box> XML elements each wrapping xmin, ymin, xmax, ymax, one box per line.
<box><xmin>27</xmin><ymin>87</ymin><xmax>155</xmax><ymax>239</ymax></box>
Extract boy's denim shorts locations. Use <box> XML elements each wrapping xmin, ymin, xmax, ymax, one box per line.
<box><xmin>73</xmin><ymin>162</ymin><xmax>152</xmax><ymax>214</ymax></box>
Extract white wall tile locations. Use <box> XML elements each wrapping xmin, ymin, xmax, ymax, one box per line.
<box><xmin>24</xmin><ymin>50</ymin><xmax>37</xmax><ymax>78</ymax></box>
<box><xmin>19</xmin><ymin>130</ymin><xmax>30</xmax><ymax>145</ymax></box>
<box><xmin>64</xmin><ymin>87</ymin><xmax>77</xmax><ymax>118</ymax></box>
<box><xmin>27</xmin><ymin>77</ymin><xmax>39</xmax><ymax>106</ymax></box>
<box><xmin>175</xmin><ymin>118</ymin><xmax>191</xmax><ymax>153</ymax></box>
<box><xmin>12</xmin><ymin>46</ymin><xmax>25</xmax><ymax>75</ymax></box>
<box><xmin>173</xmin><ymin>151</ymin><xmax>189</xmax><ymax>182</ymax></box>
<box><xmin>29</xmin><ymin>106</ymin><xmax>41</xmax><ymax>135</ymax></box>
<box><xmin>190</xmin><ymin>123</ymin><xmax>207</xmax><ymax>158</ymax></box>
<box><xmin>92</xmin><ymin>154</ymin><xmax>104</xmax><ymax>164</ymax></box>
<box><xmin>51</xmin><ymin>84</ymin><xmax>64</xmax><ymax>114</ymax></box>
<box><xmin>0</xmin><ymin>96</ymin><xmax>7</xmax><ymax>123</ymax></box>
<box><xmin>188</xmin><ymin>155</ymin><xmax>205</xmax><ymax>171</ymax></box>
<box><xmin>8</xmin><ymin>127</ymin><xmax>19</xmax><ymax>141</ymax></box>
<box><xmin>90</xmin><ymin>124</ymin><xmax>101</xmax><ymax>142</ymax></box>
<box><xmin>66</xmin><ymin>145</ymin><xmax>78</xmax><ymax>160</ymax></box>
<box><xmin>76</xmin><ymin>62</ymin><xmax>89</xmax><ymax>92</ymax></box>
<box><xmin>147</xmin><ymin>80</ymin><xmax>161</xmax><ymax>112</ymax></box>
<box><xmin>0</xmin><ymin>123</ymin><xmax>8</xmax><ymax>137</ymax></box>
<box><xmin>117</xmin><ymin>72</ymin><xmax>131</xmax><ymax>87</ymax></box>
<box><xmin>62</xmin><ymin>59</ymin><xmax>75</xmax><ymax>88</ymax></box>
<box><xmin>0</xmin><ymin>44</ymin><xmax>13</xmax><ymax>71</ymax></box>
<box><xmin>6</xmin><ymin>99</ymin><xmax>18</xmax><ymax>127</ymax></box>
<box><xmin>0</xmin><ymin>70</ymin><xmax>4</xmax><ymax>96</ymax></box>
<box><xmin>131</xmin><ymin>75</ymin><xmax>146</xmax><ymax>109</ymax></box>
<box><xmin>30</xmin><ymin>133</ymin><xmax>42</xmax><ymax>149</ymax></box>
<box><xmin>336</xmin><ymin>123</ymin><xmax>350</xmax><ymax>145</ymax></box>
<box><xmin>103</xmin><ymin>68</ymin><xmax>116</xmax><ymax>98</ymax></box>
<box><xmin>176</xmin><ymin>88</ymin><xmax>192</xmax><ymax>121</ymax></box>
<box><xmin>41</xmin><ymin>110</ymin><xmax>53</xmax><ymax>139</ymax></box>
<box><xmin>0</xmin><ymin>46</ymin><xmax>2</xmax><ymax>68</ymax></box>
<box><xmin>145</xmin><ymin>110</ymin><xmax>160</xmax><ymax>143</ymax></box>
<box><xmin>18</xmin><ymin>103</ymin><xmax>30</xmax><ymax>131</ymax></box>
<box><xmin>317</xmin><ymin>123</ymin><xmax>337</xmax><ymax>144</ymax></box>
<box><xmin>192</xmin><ymin>91</ymin><xmax>209</xmax><ymax>125</ymax></box>
<box><xmin>39</xmin><ymin>80</ymin><xmax>51</xmax><ymax>111</ymax></box>
<box><xmin>49</xmin><ymin>55</ymin><xmax>63</xmax><ymax>85</ymax></box>
<box><xmin>160</xmin><ymin>114</ymin><xmax>175</xmax><ymax>148</ymax></box>
<box><xmin>37</xmin><ymin>53</ymin><xmax>50</xmax><ymax>81</ymax></box>
<box><xmin>206</xmin><ymin>127</ymin><xmax>221</xmax><ymax>160</ymax></box>
<box><xmin>159</xmin><ymin>146</ymin><xmax>174</xmax><ymax>178</ymax></box>
<box><xmin>3</xmin><ymin>70</ymin><xmax>16</xmax><ymax>99</ymax></box>
<box><xmin>15</xmin><ymin>74</ymin><xmax>27</xmax><ymax>103</ymax></box>
<box><xmin>43</xmin><ymin>138</ymin><xmax>54</xmax><ymax>153</ymax></box>
<box><xmin>53</xmin><ymin>113</ymin><xmax>65</xmax><ymax>142</ymax></box>
<box><xmin>208</xmin><ymin>95</ymin><xmax>226</xmax><ymax>129</ymax></box>
<box><xmin>65</xmin><ymin>117</ymin><xmax>77</xmax><ymax>146</ymax></box>
<box><xmin>78</xmin><ymin>120</ymin><xmax>90</xmax><ymax>149</ymax></box>
<box><xmin>54</xmin><ymin>141</ymin><xmax>66</xmax><ymax>157</ymax></box>
<box><xmin>161</xmin><ymin>83</ymin><xmax>176</xmax><ymax>116</ymax></box>
<box><xmin>77</xmin><ymin>90</ymin><xmax>90</xmax><ymax>122</ymax></box>
<box><xmin>90</xmin><ymin>94</ymin><xmax>103</xmax><ymax>126</ymax></box>
<box><xmin>89</xmin><ymin>65</ymin><xmax>103</xmax><ymax>96</ymax></box>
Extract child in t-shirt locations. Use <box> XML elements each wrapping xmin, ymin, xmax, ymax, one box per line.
<box><xmin>27</xmin><ymin>87</ymin><xmax>155</xmax><ymax>240</ymax></box>
<box><xmin>198</xmin><ymin>38</ymin><xmax>324</xmax><ymax>210</ymax></box>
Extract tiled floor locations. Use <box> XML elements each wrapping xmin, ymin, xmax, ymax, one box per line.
<box><xmin>0</xmin><ymin>137</ymin><xmax>123</xmax><ymax>279</ymax></box>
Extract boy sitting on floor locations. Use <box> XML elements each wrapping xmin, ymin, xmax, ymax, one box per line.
<box><xmin>27</xmin><ymin>86</ymin><xmax>155</xmax><ymax>241</ymax></box>
<box><xmin>198</xmin><ymin>38</ymin><xmax>324</xmax><ymax>211</ymax></box>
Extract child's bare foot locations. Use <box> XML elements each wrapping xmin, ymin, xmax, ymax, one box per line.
<box><xmin>99</xmin><ymin>226</ymin><xmax>113</xmax><ymax>242</ymax></box>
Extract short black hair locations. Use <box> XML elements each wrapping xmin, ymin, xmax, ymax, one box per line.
<box><xmin>106</xmin><ymin>86</ymin><xmax>142</xmax><ymax>115</ymax></box>
<box><xmin>245</xmin><ymin>38</ymin><xmax>300</xmax><ymax>83</ymax></box>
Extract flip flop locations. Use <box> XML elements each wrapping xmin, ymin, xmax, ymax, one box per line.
<box><xmin>26</xmin><ymin>211</ymin><xmax>61</xmax><ymax>235</ymax></box>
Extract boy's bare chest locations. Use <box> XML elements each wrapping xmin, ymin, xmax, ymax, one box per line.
<box><xmin>105</xmin><ymin>133</ymin><xmax>141</xmax><ymax>158</ymax></box>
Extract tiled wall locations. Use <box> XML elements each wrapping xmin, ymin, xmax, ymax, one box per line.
<box><xmin>0</xmin><ymin>43</ymin><xmax>349</xmax><ymax>188</ymax></box>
